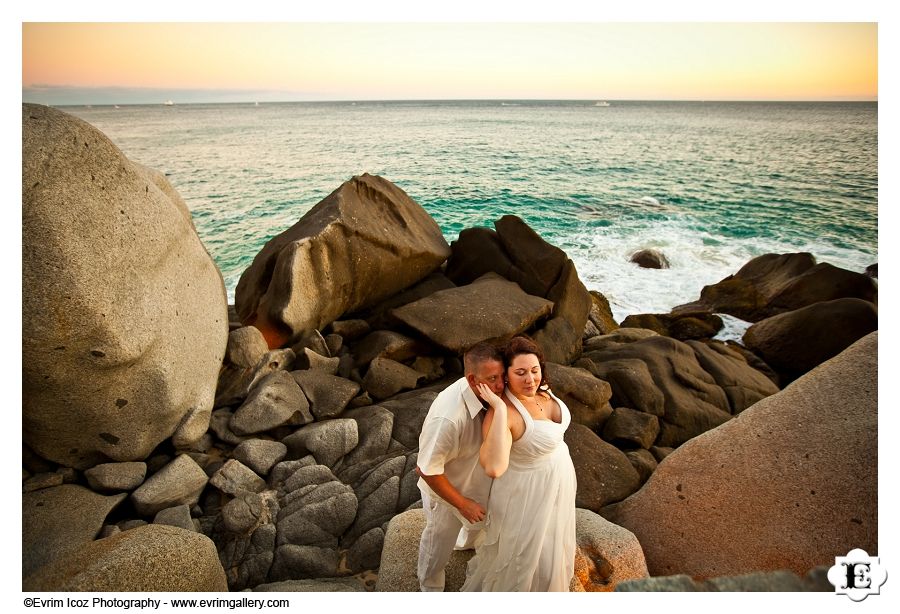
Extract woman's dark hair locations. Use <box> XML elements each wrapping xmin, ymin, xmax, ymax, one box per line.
<box><xmin>502</xmin><ymin>335</ymin><xmax>550</xmax><ymax>390</ymax></box>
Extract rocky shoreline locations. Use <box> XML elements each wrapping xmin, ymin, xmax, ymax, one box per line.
<box><xmin>22</xmin><ymin>103</ymin><xmax>878</xmax><ymax>592</ymax></box>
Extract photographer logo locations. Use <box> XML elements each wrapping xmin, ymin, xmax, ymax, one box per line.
<box><xmin>827</xmin><ymin>548</ymin><xmax>887</xmax><ymax>601</ymax></box>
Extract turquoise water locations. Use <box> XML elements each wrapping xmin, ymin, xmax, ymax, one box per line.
<box><xmin>64</xmin><ymin>100</ymin><xmax>877</xmax><ymax>339</ymax></box>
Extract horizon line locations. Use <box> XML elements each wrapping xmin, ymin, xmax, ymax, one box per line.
<box><xmin>34</xmin><ymin>97</ymin><xmax>879</xmax><ymax>107</ymax></box>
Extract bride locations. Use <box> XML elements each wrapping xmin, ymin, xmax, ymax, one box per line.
<box><xmin>461</xmin><ymin>335</ymin><xmax>577</xmax><ymax>591</ymax></box>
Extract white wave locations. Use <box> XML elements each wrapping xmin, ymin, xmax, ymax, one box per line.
<box><xmin>567</xmin><ymin>221</ymin><xmax>875</xmax><ymax>331</ymax></box>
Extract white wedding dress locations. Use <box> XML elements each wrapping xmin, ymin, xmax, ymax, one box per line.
<box><xmin>461</xmin><ymin>388</ymin><xmax>577</xmax><ymax>591</ymax></box>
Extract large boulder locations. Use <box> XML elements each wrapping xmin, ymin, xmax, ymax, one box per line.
<box><xmin>674</xmin><ymin>253</ymin><xmax>877</xmax><ymax>322</ymax></box>
<box><xmin>375</xmin><ymin>508</ymin><xmax>645</xmax><ymax>591</ymax></box>
<box><xmin>629</xmin><ymin>249</ymin><xmax>670</xmax><ymax>269</ymax></box>
<box><xmin>23</xmin><ymin>524</ymin><xmax>228</xmax><ymax>591</ymax></box>
<box><xmin>443</xmin><ymin>216</ymin><xmax>591</xmax><ymax>364</ymax></box>
<box><xmin>22</xmin><ymin>103</ymin><xmax>228</xmax><ymax>469</ymax></box>
<box><xmin>234</xmin><ymin>173</ymin><xmax>450</xmax><ymax>348</ymax></box>
<box><xmin>579</xmin><ymin>336</ymin><xmax>734</xmax><ymax>447</ymax></box>
<box><xmin>742</xmin><ymin>297</ymin><xmax>878</xmax><ymax>383</ymax></box>
<box><xmin>603</xmin><ymin>332</ymin><xmax>877</xmax><ymax>579</ymax></box>
<box><xmin>391</xmin><ymin>272</ymin><xmax>553</xmax><ymax>353</ymax></box>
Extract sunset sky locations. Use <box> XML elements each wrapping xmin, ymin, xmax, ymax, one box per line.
<box><xmin>22</xmin><ymin>22</ymin><xmax>877</xmax><ymax>105</ymax></box>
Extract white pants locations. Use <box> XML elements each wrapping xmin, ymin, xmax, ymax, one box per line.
<box><xmin>417</xmin><ymin>488</ymin><xmax>483</xmax><ymax>591</ymax></box>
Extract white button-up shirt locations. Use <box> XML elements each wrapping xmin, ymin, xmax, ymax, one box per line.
<box><xmin>417</xmin><ymin>377</ymin><xmax>493</xmax><ymax>508</ymax></box>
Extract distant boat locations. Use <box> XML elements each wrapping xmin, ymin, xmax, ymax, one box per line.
<box><xmin>114</xmin><ymin>105</ymin><xmax>120</xmax><ymax>109</ymax></box>
<box><xmin>595</xmin><ymin>101</ymin><xmax>611</xmax><ymax>107</ymax></box>
<box><xmin>254</xmin><ymin>101</ymin><xmax>259</xmax><ymax>106</ymax></box>
<box><xmin>163</xmin><ymin>100</ymin><xmax>174</xmax><ymax>106</ymax></box>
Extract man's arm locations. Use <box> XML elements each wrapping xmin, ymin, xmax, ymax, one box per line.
<box><xmin>416</xmin><ymin>467</ymin><xmax>486</xmax><ymax>523</ymax></box>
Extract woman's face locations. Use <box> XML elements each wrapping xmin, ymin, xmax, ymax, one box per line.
<box><xmin>507</xmin><ymin>353</ymin><xmax>541</xmax><ymax>397</ymax></box>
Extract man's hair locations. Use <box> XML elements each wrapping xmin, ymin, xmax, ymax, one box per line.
<box><xmin>463</xmin><ymin>341</ymin><xmax>504</xmax><ymax>375</ymax></box>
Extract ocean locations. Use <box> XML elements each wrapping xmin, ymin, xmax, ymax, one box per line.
<box><xmin>63</xmin><ymin>100</ymin><xmax>878</xmax><ymax>341</ymax></box>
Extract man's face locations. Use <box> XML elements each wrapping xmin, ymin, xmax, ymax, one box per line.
<box><xmin>466</xmin><ymin>359</ymin><xmax>505</xmax><ymax>399</ymax></box>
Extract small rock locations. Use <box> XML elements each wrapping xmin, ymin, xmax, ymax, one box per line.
<box><xmin>602</xmin><ymin>407</ymin><xmax>660</xmax><ymax>449</ymax></box>
<box><xmin>363</xmin><ymin>357</ymin><xmax>424</xmax><ymax>400</ymax></box>
<box><xmin>291</xmin><ymin>370</ymin><xmax>360</xmax><ymax>419</ymax></box>
<box><xmin>329</xmin><ymin>319</ymin><xmax>371</xmax><ymax>342</ymax></box>
<box><xmin>130</xmin><ymin>454</ymin><xmax>209</xmax><ymax>516</ymax></box>
<box><xmin>232</xmin><ymin>439</ymin><xmax>288</xmax><ymax>476</ymax></box>
<box><xmin>209</xmin><ymin>459</ymin><xmax>267</xmax><ymax>496</ymax></box>
<box><xmin>84</xmin><ymin>461</ymin><xmax>148</xmax><ymax>492</ymax></box>
<box><xmin>226</xmin><ymin>326</ymin><xmax>270</xmax><ymax>369</ymax></box>
<box><xmin>282</xmin><ymin>419</ymin><xmax>359</xmax><ymax>467</ymax></box>
<box><xmin>153</xmin><ymin>504</ymin><xmax>195</xmax><ymax>532</ymax></box>
<box><xmin>231</xmin><ymin>371</ymin><xmax>313</xmax><ymax>436</ymax></box>
<box><xmin>23</xmin><ymin>472</ymin><xmax>64</xmax><ymax>492</ymax></box>
<box><xmin>630</xmin><ymin>249</ymin><xmax>670</xmax><ymax>269</ymax></box>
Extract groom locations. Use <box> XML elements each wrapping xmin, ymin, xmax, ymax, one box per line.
<box><xmin>416</xmin><ymin>341</ymin><xmax>505</xmax><ymax>591</ymax></box>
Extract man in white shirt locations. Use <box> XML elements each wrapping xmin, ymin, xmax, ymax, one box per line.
<box><xmin>416</xmin><ymin>341</ymin><xmax>505</xmax><ymax>591</ymax></box>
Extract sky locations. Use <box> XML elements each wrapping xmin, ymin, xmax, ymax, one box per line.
<box><xmin>22</xmin><ymin>21</ymin><xmax>877</xmax><ymax>105</ymax></box>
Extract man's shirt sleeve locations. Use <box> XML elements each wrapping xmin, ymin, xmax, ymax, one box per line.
<box><xmin>417</xmin><ymin>417</ymin><xmax>460</xmax><ymax>476</ymax></box>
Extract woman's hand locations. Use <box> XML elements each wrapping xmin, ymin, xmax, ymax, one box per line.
<box><xmin>477</xmin><ymin>383</ymin><xmax>505</xmax><ymax>412</ymax></box>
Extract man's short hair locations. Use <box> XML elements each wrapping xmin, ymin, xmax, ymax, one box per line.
<box><xmin>463</xmin><ymin>341</ymin><xmax>504</xmax><ymax>375</ymax></box>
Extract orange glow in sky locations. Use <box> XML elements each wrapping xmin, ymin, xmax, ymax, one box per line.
<box><xmin>22</xmin><ymin>22</ymin><xmax>877</xmax><ymax>104</ymax></box>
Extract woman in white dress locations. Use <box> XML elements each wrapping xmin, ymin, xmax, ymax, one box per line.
<box><xmin>461</xmin><ymin>335</ymin><xmax>577</xmax><ymax>591</ymax></box>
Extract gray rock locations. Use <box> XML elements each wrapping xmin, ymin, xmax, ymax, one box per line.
<box><xmin>615</xmin><ymin>575</ymin><xmax>704</xmax><ymax>592</ymax></box>
<box><xmin>291</xmin><ymin>370</ymin><xmax>360</xmax><ymax>419</ymax></box>
<box><xmin>294</xmin><ymin>348</ymin><xmax>340</xmax><ymax>374</ymax></box>
<box><xmin>232</xmin><ymin>439</ymin><xmax>288</xmax><ymax>476</ymax></box>
<box><xmin>410</xmin><ymin>356</ymin><xmax>445</xmax><ymax>383</ymax></box>
<box><xmin>391</xmin><ymin>272</ymin><xmax>554</xmax><ymax>353</ymax></box>
<box><xmin>630</xmin><ymin>248</ymin><xmax>670</xmax><ymax>269</ymax></box>
<box><xmin>210</xmin><ymin>459</ymin><xmax>267</xmax><ymax>496</ymax></box>
<box><xmin>216</xmin><ymin>522</ymin><xmax>276</xmax><ymax>591</ymax></box>
<box><xmin>268</xmin><ymin>457</ymin><xmax>317</xmax><ymax>490</ymax></box>
<box><xmin>602</xmin><ymin>407</ymin><xmax>660</xmax><ymax>449</ymax></box>
<box><xmin>375</xmin><ymin>509</ymin><xmax>474</xmax><ymax>592</ymax></box>
<box><xmin>118</xmin><ymin>519</ymin><xmax>148</xmax><ymax>531</ymax></box>
<box><xmin>23</xmin><ymin>484</ymin><xmax>127</xmax><ymax>577</ymax></box>
<box><xmin>582</xmin><ymin>328</ymin><xmax>658</xmax><ymax>353</ymax></box>
<box><xmin>84</xmin><ymin>461</ymin><xmax>147</xmax><ymax>492</ymax></box>
<box><xmin>215</xmin><ymin>348</ymin><xmax>296</xmax><ymax>408</ymax></box>
<box><xmin>564</xmin><ymin>423</ymin><xmax>641</xmax><ymax>512</ymax></box>
<box><xmin>23</xmin><ymin>105</ymin><xmax>226</xmax><ymax>469</ymax></box>
<box><xmin>329</xmin><ymin>319</ymin><xmax>371</xmax><ymax>342</ymax></box>
<box><xmin>603</xmin><ymin>332</ymin><xmax>877</xmax><ymax>579</ymax></box>
<box><xmin>341</xmin><ymin>406</ymin><xmax>395</xmax><ymax>468</ymax></box>
<box><xmin>624</xmin><ymin>449</ymin><xmax>658</xmax><ymax>484</ymax></box>
<box><xmin>23</xmin><ymin>472</ymin><xmax>64</xmax><ymax>492</ymax></box>
<box><xmin>252</xmin><ymin>578</ymin><xmax>366</xmax><ymax>592</ymax></box>
<box><xmin>351</xmin><ymin>330</ymin><xmax>424</xmax><ymax>368</ymax></box>
<box><xmin>221</xmin><ymin>491</ymin><xmax>277</xmax><ymax>535</ymax></box>
<box><xmin>282</xmin><ymin>419</ymin><xmax>359</xmax><ymax>467</ymax></box>
<box><xmin>346</xmin><ymin>475</ymin><xmax>400</xmax><ymax>543</ymax></box>
<box><xmin>270</xmin><ymin>545</ymin><xmax>340</xmax><ymax>580</ymax></box>
<box><xmin>24</xmin><ymin>524</ymin><xmax>228</xmax><ymax>592</ymax></box>
<box><xmin>649</xmin><ymin>446</ymin><xmax>674</xmax><ymax>462</ymax></box>
<box><xmin>152</xmin><ymin>504</ymin><xmax>195</xmax><ymax>532</ymax></box>
<box><xmin>276</xmin><ymin>466</ymin><xmax>358</xmax><ymax>548</ymax></box>
<box><xmin>377</xmin><ymin>386</ymin><xmax>442</xmax><ymax>450</ymax></box>
<box><xmin>231</xmin><ymin>370</ymin><xmax>313</xmax><ymax>435</ymax></box>
<box><xmin>575</xmin><ymin>357</ymin><xmax>665</xmax><ymax>417</ymax></box>
<box><xmin>573</xmin><ymin>508</ymin><xmax>649</xmax><ymax>591</ymax></box>
<box><xmin>209</xmin><ymin>409</ymin><xmax>250</xmax><ymax>446</ymax></box>
<box><xmin>545</xmin><ymin>363</ymin><xmax>613</xmax><ymax>430</ymax></box>
<box><xmin>324</xmin><ymin>334</ymin><xmax>343</xmax><ymax>357</ymax></box>
<box><xmin>347</xmin><ymin>527</ymin><xmax>386</xmax><ymax>572</ymax></box>
<box><xmin>234</xmin><ymin>173</ymin><xmax>450</xmax><ymax>347</ymax></box>
<box><xmin>226</xmin><ymin>326</ymin><xmax>270</xmax><ymax>368</ymax></box>
<box><xmin>290</xmin><ymin>329</ymin><xmax>331</xmax><ymax>358</ymax></box>
<box><xmin>130</xmin><ymin>454</ymin><xmax>209</xmax><ymax>516</ymax></box>
<box><xmin>363</xmin><ymin>356</ymin><xmax>424</xmax><ymax>400</ymax></box>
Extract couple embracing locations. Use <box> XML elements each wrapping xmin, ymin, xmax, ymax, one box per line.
<box><xmin>416</xmin><ymin>336</ymin><xmax>577</xmax><ymax>592</ymax></box>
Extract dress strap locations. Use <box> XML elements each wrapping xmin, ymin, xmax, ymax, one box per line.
<box><xmin>504</xmin><ymin>389</ymin><xmax>533</xmax><ymax>434</ymax></box>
